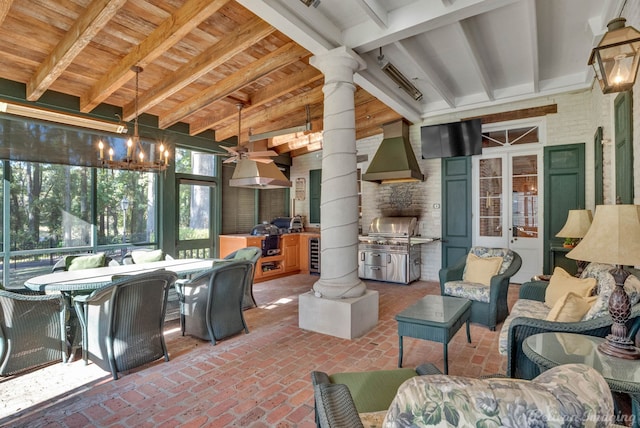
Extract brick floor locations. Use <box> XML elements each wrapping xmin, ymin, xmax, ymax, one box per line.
<box><xmin>1</xmin><ymin>275</ymin><xmax>518</xmax><ymax>427</ymax></box>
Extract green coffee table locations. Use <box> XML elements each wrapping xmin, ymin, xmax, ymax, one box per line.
<box><xmin>395</xmin><ymin>295</ymin><xmax>471</xmax><ymax>374</ymax></box>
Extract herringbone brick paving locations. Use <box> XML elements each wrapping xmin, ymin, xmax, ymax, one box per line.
<box><xmin>1</xmin><ymin>275</ymin><xmax>518</xmax><ymax>427</ymax></box>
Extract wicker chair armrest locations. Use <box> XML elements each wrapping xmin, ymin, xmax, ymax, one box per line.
<box><xmin>518</xmin><ymin>281</ymin><xmax>548</xmax><ymax>301</ymax></box>
<box><xmin>415</xmin><ymin>363</ymin><xmax>442</xmax><ymax>375</ymax></box>
<box><xmin>311</xmin><ymin>370</ymin><xmax>331</xmax><ymax>386</ymax></box>
<box><xmin>438</xmin><ymin>257</ymin><xmax>467</xmax><ymax>291</ymax></box>
<box><xmin>314</xmin><ymin>383</ymin><xmax>364</xmax><ymax>428</ymax></box>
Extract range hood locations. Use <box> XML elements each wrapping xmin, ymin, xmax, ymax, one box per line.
<box><xmin>229</xmin><ymin>159</ymin><xmax>292</xmax><ymax>189</ymax></box>
<box><xmin>362</xmin><ymin>119</ymin><xmax>424</xmax><ymax>184</ymax></box>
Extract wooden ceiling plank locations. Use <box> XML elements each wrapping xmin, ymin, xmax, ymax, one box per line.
<box><xmin>80</xmin><ymin>0</ymin><xmax>230</xmax><ymax>112</ymax></box>
<box><xmin>122</xmin><ymin>16</ymin><xmax>275</xmax><ymax>121</ymax></box>
<box><xmin>0</xmin><ymin>0</ymin><xmax>13</xmax><ymax>27</ymax></box>
<box><xmin>355</xmin><ymin>110</ymin><xmax>402</xmax><ymax>139</ymax></box>
<box><xmin>26</xmin><ymin>0</ymin><xmax>127</xmax><ymax>101</ymax></box>
<box><xmin>214</xmin><ymin>85</ymin><xmax>323</xmax><ymax>141</ymax></box>
<box><xmin>160</xmin><ymin>42</ymin><xmax>308</xmax><ymax>129</ymax></box>
<box><xmin>189</xmin><ymin>65</ymin><xmax>321</xmax><ymax>135</ymax></box>
<box><xmin>247</xmin><ymin>112</ymin><xmax>324</xmax><ymax>144</ymax></box>
<box><xmin>291</xmin><ymin>140</ymin><xmax>323</xmax><ymax>157</ymax></box>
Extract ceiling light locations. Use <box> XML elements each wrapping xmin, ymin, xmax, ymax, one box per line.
<box><xmin>588</xmin><ymin>17</ymin><xmax>640</xmax><ymax>94</ymax></box>
<box><xmin>0</xmin><ymin>101</ymin><xmax>127</xmax><ymax>134</ymax></box>
<box><xmin>377</xmin><ymin>50</ymin><xmax>423</xmax><ymax>101</ymax></box>
<box><xmin>98</xmin><ymin>66</ymin><xmax>169</xmax><ymax>172</ymax></box>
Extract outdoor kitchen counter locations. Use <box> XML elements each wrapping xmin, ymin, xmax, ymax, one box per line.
<box><xmin>219</xmin><ymin>232</ymin><xmax>320</xmax><ymax>282</ymax></box>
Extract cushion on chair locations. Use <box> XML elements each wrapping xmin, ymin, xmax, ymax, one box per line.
<box><xmin>443</xmin><ymin>280</ymin><xmax>491</xmax><ymax>303</ymax></box>
<box><xmin>544</xmin><ymin>267</ymin><xmax>596</xmax><ymax>308</ymax></box>
<box><xmin>468</xmin><ymin>247</ymin><xmax>514</xmax><ymax>274</ymax></box>
<box><xmin>462</xmin><ymin>253</ymin><xmax>503</xmax><ymax>286</ymax></box>
<box><xmin>131</xmin><ymin>249</ymin><xmax>164</xmax><ymax>264</ymax></box>
<box><xmin>231</xmin><ymin>247</ymin><xmax>260</xmax><ymax>261</ymax></box>
<box><xmin>329</xmin><ymin>368</ymin><xmax>419</xmax><ymax>414</ymax></box>
<box><xmin>498</xmin><ymin>298</ymin><xmax>550</xmax><ymax>355</ymax></box>
<box><xmin>545</xmin><ymin>292</ymin><xmax>597</xmax><ymax>322</ymax></box>
<box><xmin>66</xmin><ymin>253</ymin><xmax>106</xmax><ymax>271</ymax></box>
<box><xmin>383</xmin><ymin>364</ymin><xmax>614</xmax><ymax>427</ymax></box>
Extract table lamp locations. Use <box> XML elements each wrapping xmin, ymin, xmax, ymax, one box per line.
<box><xmin>556</xmin><ymin>209</ymin><xmax>593</xmax><ymax>276</ymax></box>
<box><xmin>567</xmin><ymin>204</ymin><xmax>640</xmax><ymax>359</ymax></box>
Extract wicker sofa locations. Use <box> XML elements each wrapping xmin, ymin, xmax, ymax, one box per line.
<box><xmin>312</xmin><ymin>364</ymin><xmax>617</xmax><ymax>427</ymax></box>
<box><xmin>499</xmin><ymin>263</ymin><xmax>640</xmax><ymax>380</ymax></box>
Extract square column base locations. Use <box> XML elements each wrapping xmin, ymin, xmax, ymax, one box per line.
<box><xmin>299</xmin><ymin>290</ymin><xmax>379</xmax><ymax>339</ymax></box>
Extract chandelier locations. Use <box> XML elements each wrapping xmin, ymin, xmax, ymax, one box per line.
<box><xmin>98</xmin><ymin>66</ymin><xmax>169</xmax><ymax>172</ymax></box>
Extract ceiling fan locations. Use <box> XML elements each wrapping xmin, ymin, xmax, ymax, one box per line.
<box><xmin>222</xmin><ymin>104</ymin><xmax>278</xmax><ymax>164</ymax></box>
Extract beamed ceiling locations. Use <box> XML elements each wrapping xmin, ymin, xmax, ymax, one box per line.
<box><xmin>0</xmin><ymin>0</ymin><xmax>626</xmax><ymax>157</ymax></box>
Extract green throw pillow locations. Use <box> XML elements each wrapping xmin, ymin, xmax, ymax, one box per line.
<box><xmin>66</xmin><ymin>253</ymin><xmax>106</xmax><ymax>271</ymax></box>
<box><xmin>131</xmin><ymin>249</ymin><xmax>164</xmax><ymax>264</ymax></box>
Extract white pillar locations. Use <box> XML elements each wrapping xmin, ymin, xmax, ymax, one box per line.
<box><xmin>311</xmin><ymin>46</ymin><xmax>366</xmax><ymax>299</ymax></box>
<box><xmin>299</xmin><ymin>47</ymin><xmax>378</xmax><ymax>339</ymax></box>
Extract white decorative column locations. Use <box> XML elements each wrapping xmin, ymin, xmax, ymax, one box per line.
<box><xmin>298</xmin><ymin>46</ymin><xmax>378</xmax><ymax>339</ymax></box>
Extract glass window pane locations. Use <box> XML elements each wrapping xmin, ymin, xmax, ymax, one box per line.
<box><xmin>508</xmin><ymin>127</ymin><xmax>539</xmax><ymax>145</ymax></box>
<box><xmin>479</xmin><ymin>158</ymin><xmax>503</xmax><ymax>237</ymax></box>
<box><xmin>97</xmin><ymin>169</ymin><xmax>157</xmax><ymax>245</ymax></box>
<box><xmin>512</xmin><ymin>155</ymin><xmax>538</xmax><ymax>239</ymax></box>
<box><xmin>178</xmin><ymin>183</ymin><xmax>211</xmax><ymax>240</ymax></box>
<box><xmin>175</xmin><ymin>148</ymin><xmax>217</xmax><ymax>177</ymax></box>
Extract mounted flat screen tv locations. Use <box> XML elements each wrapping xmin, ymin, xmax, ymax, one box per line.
<box><xmin>421</xmin><ymin>119</ymin><xmax>482</xmax><ymax>159</ymax></box>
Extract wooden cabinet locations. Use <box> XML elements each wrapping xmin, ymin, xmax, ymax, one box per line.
<box><xmin>282</xmin><ymin>234</ymin><xmax>300</xmax><ymax>272</ymax></box>
<box><xmin>219</xmin><ymin>233</ymin><xmax>320</xmax><ymax>282</ymax></box>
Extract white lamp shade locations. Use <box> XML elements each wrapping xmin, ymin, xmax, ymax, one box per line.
<box><xmin>567</xmin><ymin>204</ymin><xmax>640</xmax><ymax>266</ymax></box>
<box><xmin>556</xmin><ymin>209</ymin><xmax>593</xmax><ymax>238</ymax></box>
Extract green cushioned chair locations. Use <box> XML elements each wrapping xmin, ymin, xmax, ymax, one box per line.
<box><xmin>310</xmin><ymin>363</ymin><xmax>441</xmax><ymax>427</ymax></box>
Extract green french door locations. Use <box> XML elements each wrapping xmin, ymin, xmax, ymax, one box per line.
<box><xmin>175</xmin><ymin>178</ymin><xmax>216</xmax><ymax>258</ymax></box>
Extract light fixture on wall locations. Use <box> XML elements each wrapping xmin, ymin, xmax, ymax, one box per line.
<box><xmin>588</xmin><ymin>17</ymin><xmax>640</xmax><ymax>94</ymax></box>
<box><xmin>300</xmin><ymin>0</ymin><xmax>320</xmax><ymax>7</ymax></box>
<box><xmin>98</xmin><ymin>66</ymin><xmax>169</xmax><ymax>172</ymax></box>
<box><xmin>377</xmin><ymin>48</ymin><xmax>423</xmax><ymax>101</ymax></box>
<box><xmin>0</xmin><ymin>101</ymin><xmax>127</xmax><ymax>134</ymax></box>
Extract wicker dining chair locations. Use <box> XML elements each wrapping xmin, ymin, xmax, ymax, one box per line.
<box><xmin>176</xmin><ymin>260</ymin><xmax>252</xmax><ymax>345</ymax></box>
<box><xmin>0</xmin><ymin>290</ymin><xmax>67</xmax><ymax>376</ymax></box>
<box><xmin>74</xmin><ymin>270</ymin><xmax>177</xmax><ymax>380</ymax></box>
<box><xmin>223</xmin><ymin>246</ymin><xmax>261</xmax><ymax>309</ymax></box>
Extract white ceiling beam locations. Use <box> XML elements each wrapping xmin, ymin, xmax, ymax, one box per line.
<box><xmin>344</xmin><ymin>0</ymin><xmax>520</xmax><ymax>53</ymax></box>
<box><xmin>236</xmin><ymin>0</ymin><xmax>338</xmax><ymax>55</ymax></box>
<box><xmin>355</xmin><ymin>0</ymin><xmax>388</xmax><ymax>29</ymax></box>
<box><xmin>523</xmin><ymin>0</ymin><xmax>539</xmax><ymax>93</ymax></box>
<box><xmin>393</xmin><ymin>39</ymin><xmax>455</xmax><ymax>107</ymax></box>
<box><xmin>452</xmin><ymin>21</ymin><xmax>493</xmax><ymax>101</ymax></box>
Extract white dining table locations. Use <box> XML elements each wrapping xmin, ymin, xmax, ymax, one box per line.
<box><xmin>24</xmin><ymin>258</ymin><xmax>219</xmax><ymax>293</ymax></box>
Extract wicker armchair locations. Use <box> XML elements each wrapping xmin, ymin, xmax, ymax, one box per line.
<box><xmin>0</xmin><ymin>290</ymin><xmax>67</xmax><ymax>376</ymax></box>
<box><xmin>74</xmin><ymin>270</ymin><xmax>177</xmax><ymax>380</ymax></box>
<box><xmin>176</xmin><ymin>260</ymin><xmax>252</xmax><ymax>345</ymax></box>
<box><xmin>223</xmin><ymin>246</ymin><xmax>261</xmax><ymax>309</ymax></box>
<box><xmin>439</xmin><ymin>247</ymin><xmax>522</xmax><ymax>330</ymax></box>
<box><xmin>506</xmin><ymin>280</ymin><xmax>640</xmax><ymax>380</ymax></box>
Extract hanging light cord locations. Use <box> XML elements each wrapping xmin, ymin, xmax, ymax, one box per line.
<box><xmin>618</xmin><ymin>0</ymin><xmax>628</xmax><ymax>18</ymax></box>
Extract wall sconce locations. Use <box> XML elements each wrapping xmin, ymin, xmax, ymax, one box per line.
<box><xmin>588</xmin><ymin>17</ymin><xmax>640</xmax><ymax>94</ymax></box>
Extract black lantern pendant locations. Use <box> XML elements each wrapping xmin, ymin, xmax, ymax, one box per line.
<box><xmin>588</xmin><ymin>17</ymin><xmax>640</xmax><ymax>94</ymax></box>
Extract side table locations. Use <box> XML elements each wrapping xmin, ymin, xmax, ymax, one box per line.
<box><xmin>395</xmin><ymin>295</ymin><xmax>471</xmax><ymax>374</ymax></box>
<box><xmin>524</xmin><ymin>332</ymin><xmax>639</xmax><ymax>427</ymax></box>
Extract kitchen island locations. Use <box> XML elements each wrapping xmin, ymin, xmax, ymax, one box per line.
<box><xmin>219</xmin><ymin>232</ymin><xmax>320</xmax><ymax>282</ymax></box>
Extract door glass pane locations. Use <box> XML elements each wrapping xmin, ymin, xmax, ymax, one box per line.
<box><xmin>512</xmin><ymin>155</ymin><xmax>538</xmax><ymax>239</ymax></box>
<box><xmin>178</xmin><ymin>183</ymin><xmax>211</xmax><ymax>240</ymax></box>
<box><xmin>479</xmin><ymin>158</ymin><xmax>502</xmax><ymax>237</ymax></box>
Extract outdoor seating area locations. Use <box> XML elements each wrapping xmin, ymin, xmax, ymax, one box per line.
<box><xmin>1</xmin><ymin>274</ymin><xmax>637</xmax><ymax>427</ymax></box>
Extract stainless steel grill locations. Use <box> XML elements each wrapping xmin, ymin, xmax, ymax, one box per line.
<box><xmin>358</xmin><ymin>217</ymin><xmax>434</xmax><ymax>284</ymax></box>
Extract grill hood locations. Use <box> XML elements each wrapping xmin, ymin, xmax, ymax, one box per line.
<box><xmin>362</xmin><ymin>119</ymin><xmax>424</xmax><ymax>184</ymax></box>
<box><xmin>229</xmin><ymin>159</ymin><xmax>292</xmax><ymax>189</ymax></box>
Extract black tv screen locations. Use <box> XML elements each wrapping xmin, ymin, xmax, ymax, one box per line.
<box><xmin>421</xmin><ymin>119</ymin><xmax>482</xmax><ymax>159</ymax></box>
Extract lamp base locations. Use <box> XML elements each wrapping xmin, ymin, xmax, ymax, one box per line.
<box><xmin>598</xmin><ymin>335</ymin><xmax>640</xmax><ymax>360</ymax></box>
